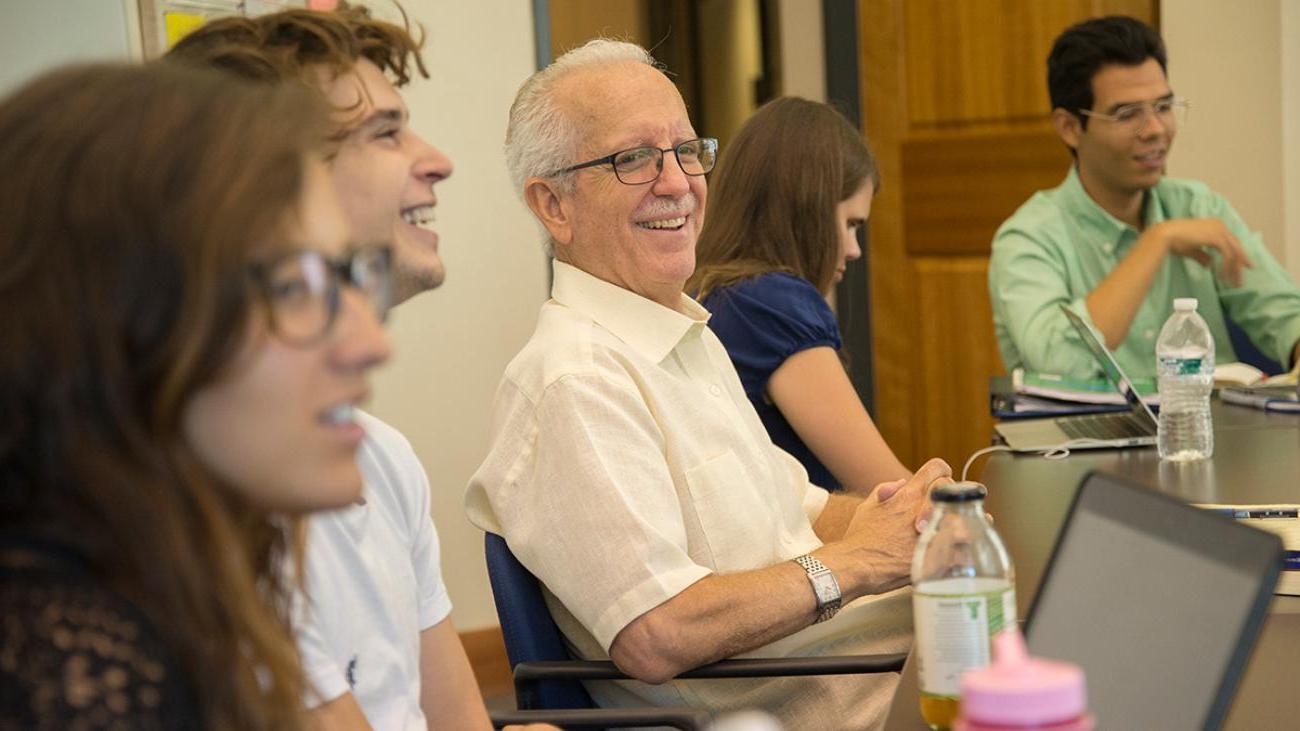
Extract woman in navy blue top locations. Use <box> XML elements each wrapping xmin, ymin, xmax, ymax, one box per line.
<box><xmin>689</xmin><ymin>97</ymin><xmax>910</xmax><ymax>493</ymax></box>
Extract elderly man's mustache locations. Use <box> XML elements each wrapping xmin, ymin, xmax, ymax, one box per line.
<box><xmin>636</xmin><ymin>193</ymin><xmax>697</xmax><ymax>221</ymax></box>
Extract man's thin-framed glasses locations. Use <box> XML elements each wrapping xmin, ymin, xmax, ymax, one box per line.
<box><xmin>551</xmin><ymin>137</ymin><xmax>719</xmax><ymax>185</ymax></box>
<box><xmin>1077</xmin><ymin>97</ymin><xmax>1189</xmax><ymax>135</ymax></box>
<box><xmin>248</xmin><ymin>244</ymin><xmax>394</xmax><ymax>347</ymax></box>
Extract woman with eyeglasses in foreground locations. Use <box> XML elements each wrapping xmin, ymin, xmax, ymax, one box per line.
<box><xmin>689</xmin><ymin>97</ymin><xmax>912</xmax><ymax>495</ymax></box>
<box><xmin>0</xmin><ymin>63</ymin><xmax>391</xmax><ymax>729</ymax></box>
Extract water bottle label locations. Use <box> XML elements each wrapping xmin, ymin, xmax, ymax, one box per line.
<box><xmin>913</xmin><ymin>578</ymin><xmax>1016</xmax><ymax>698</ymax></box>
<box><xmin>1159</xmin><ymin>356</ymin><xmax>1204</xmax><ymax>376</ymax></box>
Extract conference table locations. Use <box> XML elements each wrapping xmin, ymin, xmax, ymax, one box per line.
<box><xmin>884</xmin><ymin>399</ymin><xmax>1300</xmax><ymax>730</ymax></box>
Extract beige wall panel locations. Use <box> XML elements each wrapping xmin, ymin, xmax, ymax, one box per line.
<box><xmin>775</xmin><ymin>0</ymin><xmax>825</xmax><ymax>101</ymax></box>
<box><xmin>1163</xmin><ymin>0</ymin><xmax>1291</xmax><ymax>268</ymax></box>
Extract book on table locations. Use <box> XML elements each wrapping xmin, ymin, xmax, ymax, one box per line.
<box><xmin>1195</xmin><ymin>503</ymin><xmax>1300</xmax><ymax>596</ymax></box>
<box><xmin>1012</xmin><ymin>360</ymin><xmax>1294</xmax><ymax>407</ymax></box>
<box><xmin>1215</xmin><ymin>360</ymin><xmax>1300</xmax><ymax>388</ymax></box>
<box><xmin>1012</xmin><ymin>368</ymin><xmax>1159</xmax><ymax>406</ymax></box>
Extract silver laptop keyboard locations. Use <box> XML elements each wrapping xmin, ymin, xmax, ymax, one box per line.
<box><xmin>1055</xmin><ymin>412</ymin><xmax>1152</xmax><ymax>440</ymax></box>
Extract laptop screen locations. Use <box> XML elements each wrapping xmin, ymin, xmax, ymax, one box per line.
<box><xmin>1059</xmin><ymin>304</ymin><xmax>1158</xmax><ymax>424</ymax></box>
<box><xmin>1025</xmin><ymin>473</ymin><xmax>1279</xmax><ymax>729</ymax></box>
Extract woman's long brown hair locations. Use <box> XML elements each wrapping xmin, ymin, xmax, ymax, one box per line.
<box><xmin>689</xmin><ymin>97</ymin><xmax>880</xmax><ymax>300</ymax></box>
<box><xmin>0</xmin><ymin>63</ymin><xmax>329</xmax><ymax>729</ymax></box>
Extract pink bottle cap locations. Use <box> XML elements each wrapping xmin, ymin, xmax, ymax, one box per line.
<box><xmin>958</xmin><ymin>629</ymin><xmax>1088</xmax><ymax>727</ymax></box>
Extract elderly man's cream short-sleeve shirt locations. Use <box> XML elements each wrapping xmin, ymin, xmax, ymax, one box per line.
<box><xmin>466</xmin><ymin>261</ymin><xmax>910</xmax><ymax>728</ymax></box>
<box><xmin>467</xmin><ymin>260</ymin><xmax>829</xmax><ymax>649</ymax></box>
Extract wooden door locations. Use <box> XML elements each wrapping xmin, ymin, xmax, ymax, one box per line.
<box><xmin>857</xmin><ymin>0</ymin><xmax>1157</xmax><ymax>473</ymax></box>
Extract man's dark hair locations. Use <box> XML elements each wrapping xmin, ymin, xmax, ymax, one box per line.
<box><xmin>1048</xmin><ymin>15</ymin><xmax>1166</xmax><ymax>128</ymax></box>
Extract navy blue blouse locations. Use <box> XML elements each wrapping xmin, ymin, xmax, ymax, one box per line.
<box><xmin>701</xmin><ymin>272</ymin><xmax>844</xmax><ymax>491</ymax></box>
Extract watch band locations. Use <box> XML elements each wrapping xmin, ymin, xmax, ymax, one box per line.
<box><xmin>793</xmin><ymin>554</ymin><xmax>842</xmax><ymax>623</ymax></box>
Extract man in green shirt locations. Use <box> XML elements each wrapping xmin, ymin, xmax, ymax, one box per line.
<box><xmin>989</xmin><ymin>15</ymin><xmax>1300</xmax><ymax>379</ymax></box>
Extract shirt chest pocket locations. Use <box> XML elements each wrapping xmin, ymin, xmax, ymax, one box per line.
<box><xmin>682</xmin><ymin>449</ymin><xmax>782</xmax><ymax>573</ymax></box>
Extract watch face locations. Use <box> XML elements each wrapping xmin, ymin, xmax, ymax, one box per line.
<box><xmin>812</xmin><ymin>572</ymin><xmax>840</xmax><ymax>605</ymax></box>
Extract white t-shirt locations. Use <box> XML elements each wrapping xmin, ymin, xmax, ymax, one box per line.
<box><xmin>297</xmin><ymin>411</ymin><xmax>451</xmax><ymax>730</ymax></box>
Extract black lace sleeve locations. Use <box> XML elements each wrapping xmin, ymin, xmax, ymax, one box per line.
<box><xmin>1</xmin><ymin>546</ymin><xmax>201</xmax><ymax>730</ymax></box>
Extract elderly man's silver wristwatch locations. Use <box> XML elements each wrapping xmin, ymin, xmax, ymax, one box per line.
<box><xmin>793</xmin><ymin>554</ymin><xmax>841</xmax><ymax>623</ymax></box>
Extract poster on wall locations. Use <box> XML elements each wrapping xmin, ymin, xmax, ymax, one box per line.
<box><xmin>138</xmin><ymin>0</ymin><xmax>309</xmax><ymax>59</ymax></box>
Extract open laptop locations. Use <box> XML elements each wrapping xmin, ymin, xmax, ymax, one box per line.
<box><xmin>882</xmin><ymin>472</ymin><xmax>1281</xmax><ymax>731</ymax></box>
<box><xmin>995</xmin><ymin>305</ymin><xmax>1158</xmax><ymax>451</ymax></box>
<box><xmin>1023</xmin><ymin>472</ymin><xmax>1281</xmax><ymax>730</ymax></box>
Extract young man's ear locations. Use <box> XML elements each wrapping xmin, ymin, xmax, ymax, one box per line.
<box><xmin>523</xmin><ymin>177</ymin><xmax>574</xmax><ymax>246</ymax></box>
<box><xmin>1051</xmin><ymin>108</ymin><xmax>1083</xmax><ymax>152</ymax></box>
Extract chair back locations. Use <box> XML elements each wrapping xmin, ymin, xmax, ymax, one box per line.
<box><xmin>1225</xmin><ymin>315</ymin><xmax>1284</xmax><ymax>375</ymax></box>
<box><xmin>484</xmin><ymin>532</ymin><xmax>597</xmax><ymax>709</ymax></box>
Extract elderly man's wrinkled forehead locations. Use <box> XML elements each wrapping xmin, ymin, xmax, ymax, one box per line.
<box><xmin>552</xmin><ymin>61</ymin><xmax>692</xmax><ymax>150</ymax></box>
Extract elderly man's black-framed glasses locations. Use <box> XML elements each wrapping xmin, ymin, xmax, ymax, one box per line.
<box><xmin>552</xmin><ymin>137</ymin><xmax>719</xmax><ymax>185</ymax></box>
<box><xmin>248</xmin><ymin>244</ymin><xmax>394</xmax><ymax>347</ymax></box>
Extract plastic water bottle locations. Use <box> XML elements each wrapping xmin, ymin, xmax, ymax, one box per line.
<box><xmin>912</xmin><ymin>482</ymin><xmax>1015</xmax><ymax>730</ymax></box>
<box><xmin>1156</xmin><ymin>298</ymin><xmax>1214</xmax><ymax>461</ymax></box>
<box><xmin>953</xmin><ymin>629</ymin><xmax>1094</xmax><ymax>731</ymax></box>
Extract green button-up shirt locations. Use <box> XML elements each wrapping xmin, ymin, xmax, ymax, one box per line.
<box><xmin>989</xmin><ymin>166</ymin><xmax>1300</xmax><ymax>379</ymax></box>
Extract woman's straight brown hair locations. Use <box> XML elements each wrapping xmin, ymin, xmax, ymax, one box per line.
<box><xmin>0</xmin><ymin>62</ymin><xmax>329</xmax><ymax>730</ymax></box>
<box><xmin>689</xmin><ymin>97</ymin><xmax>880</xmax><ymax>300</ymax></box>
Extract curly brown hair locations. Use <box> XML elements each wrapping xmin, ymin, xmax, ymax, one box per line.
<box><xmin>165</xmin><ymin>2</ymin><xmax>427</xmax><ymax>98</ymax></box>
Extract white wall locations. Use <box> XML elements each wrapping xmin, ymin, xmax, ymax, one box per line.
<box><xmin>366</xmin><ymin>1</ymin><xmax>546</xmax><ymax>631</ymax></box>
<box><xmin>1283</xmin><ymin>2</ymin><xmax>1300</xmax><ymax>278</ymax></box>
<box><xmin>1162</xmin><ymin>0</ymin><xmax>1299</xmax><ymax>277</ymax></box>
<box><xmin>775</xmin><ymin>0</ymin><xmax>825</xmax><ymax>102</ymax></box>
<box><xmin>0</xmin><ymin>0</ymin><xmax>140</xmax><ymax>94</ymax></box>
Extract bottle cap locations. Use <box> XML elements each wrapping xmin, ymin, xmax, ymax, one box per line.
<box><xmin>959</xmin><ymin>629</ymin><xmax>1088</xmax><ymax>726</ymax></box>
<box><xmin>1173</xmin><ymin>297</ymin><xmax>1198</xmax><ymax>311</ymax></box>
<box><xmin>930</xmin><ymin>481</ymin><xmax>987</xmax><ymax>503</ymax></box>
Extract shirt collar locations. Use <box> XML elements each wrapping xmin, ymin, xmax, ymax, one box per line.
<box><xmin>1060</xmin><ymin>164</ymin><xmax>1170</xmax><ymax>242</ymax></box>
<box><xmin>1059</xmin><ymin>164</ymin><xmax>1128</xmax><ymax>238</ymax></box>
<box><xmin>551</xmin><ymin>259</ymin><xmax>710</xmax><ymax>363</ymax></box>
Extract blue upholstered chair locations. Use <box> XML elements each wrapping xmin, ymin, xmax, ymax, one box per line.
<box><xmin>485</xmin><ymin>531</ymin><xmax>595</xmax><ymax>710</ymax></box>
<box><xmin>483</xmin><ymin>532</ymin><xmax>908</xmax><ymax>727</ymax></box>
<box><xmin>1225</xmin><ymin>317</ymin><xmax>1285</xmax><ymax>375</ymax></box>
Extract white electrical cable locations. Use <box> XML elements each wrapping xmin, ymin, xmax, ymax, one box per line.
<box><xmin>961</xmin><ymin>439</ymin><xmax>1117</xmax><ymax>482</ymax></box>
<box><xmin>962</xmin><ymin>445</ymin><xmax>1013</xmax><ymax>482</ymax></box>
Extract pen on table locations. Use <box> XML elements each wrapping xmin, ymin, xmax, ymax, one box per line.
<box><xmin>1210</xmin><ymin>508</ymin><xmax>1300</xmax><ymax>519</ymax></box>
<box><xmin>1285</xmin><ymin>552</ymin><xmax>1300</xmax><ymax>571</ymax></box>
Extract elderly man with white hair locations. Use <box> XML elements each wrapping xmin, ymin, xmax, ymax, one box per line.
<box><xmin>467</xmin><ymin>40</ymin><xmax>951</xmax><ymax>728</ymax></box>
